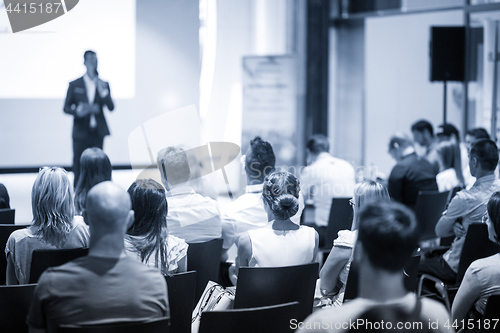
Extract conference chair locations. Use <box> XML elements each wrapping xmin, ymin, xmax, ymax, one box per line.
<box><xmin>233</xmin><ymin>263</ymin><xmax>318</xmax><ymax>322</ymax></box>
<box><xmin>29</xmin><ymin>247</ymin><xmax>89</xmax><ymax>283</ymax></box>
<box><xmin>414</xmin><ymin>190</ymin><xmax>450</xmax><ymax>242</ymax></box>
<box><xmin>318</xmin><ymin>198</ymin><xmax>352</xmax><ymax>263</ymax></box>
<box><xmin>57</xmin><ymin>317</ymin><xmax>170</xmax><ymax>333</ymax></box>
<box><xmin>0</xmin><ymin>224</ymin><xmax>29</xmax><ymax>285</ymax></box>
<box><xmin>481</xmin><ymin>295</ymin><xmax>500</xmax><ymax>333</ymax></box>
<box><xmin>199</xmin><ymin>301</ymin><xmax>299</xmax><ymax>333</ymax></box>
<box><xmin>417</xmin><ymin>223</ymin><xmax>500</xmax><ymax>311</ymax></box>
<box><xmin>0</xmin><ymin>208</ymin><xmax>15</xmax><ymax>224</ymax></box>
<box><xmin>165</xmin><ymin>271</ymin><xmax>196</xmax><ymax>333</ymax></box>
<box><xmin>0</xmin><ymin>283</ymin><xmax>37</xmax><ymax>333</ymax></box>
<box><xmin>187</xmin><ymin>238</ymin><xmax>223</xmax><ymax>305</ymax></box>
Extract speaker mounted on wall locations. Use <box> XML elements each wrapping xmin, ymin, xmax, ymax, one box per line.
<box><xmin>430</xmin><ymin>26</ymin><xmax>466</xmax><ymax>82</ymax></box>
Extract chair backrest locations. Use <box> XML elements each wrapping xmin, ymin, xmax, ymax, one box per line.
<box><xmin>324</xmin><ymin>198</ymin><xmax>353</xmax><ymax>250</ymax></box>
<box><xmin>481</xmin><ymin>295</ymin><xmax>500</xmax><ymax>333</ymax></box>
<box><xmin>0</xmin><ymin>284</ymin><xmax>37</xmax><ymax>333</ymax></box>
<box><xmin>29</xmin><ymin>247</ymin><xmax>89</xmax><ymax>283</ymax></box>
<box><xmin>0</xmin><ymin>224</ymin><xmax>30</xmax><ymax>285</ymax></box>
<box><xmin>199</xmin><ymin>301</ymin><xmax>299</xmax><ymax>333</ymax></box>
<box><xmin>187</xmin><ymin>238</ymin><xmax>223</xmax><ymax>304</ymax></box>
<box><xmin>456</xmin><ymin>223</ymin><xmax>500</xmax><ymax>285</ymax></box>
<box><xmin>233</xmin><ymin>263</ymin><xmax>318</xmax><ymax>322</ymax></box>
<box><xmin>0</xmin><ymin>209</ymin><xmax>15</xmax><ymax>224</ymax></box>
<box><xmin>57</xmin><ymin>317</ymin><xmax>170</xmax><ymax>333</ymax></box>
<box><xmin>414</xmin><ymin>190</ymin><xmax>449</xmax><ymax>241</ymax></box>
<box><xmin>344</xmin><ymin>255</ymin><xmax>421</xmax><ymax>301</ymax></box>
<box><xmin>164</xmin><ymin>271</ymin><xmax>196</xmax><ymax>333</ymax></box>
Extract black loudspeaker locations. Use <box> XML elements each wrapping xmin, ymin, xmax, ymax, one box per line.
<box><xmin>430</xmin><ymin>26</ymin><xmax>466</xmax><ymax>82</ymax></box>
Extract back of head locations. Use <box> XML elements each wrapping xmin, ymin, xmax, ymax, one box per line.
<box><xmin>411</xmin><ymin>120</ymin><xmax>434</xmax><ymax>136</ymax></box>
<box><xmin>75</xmin><ymin>148</ymin><xmax>112</xmax><ymax>214</ymax></box>
<box><xmin>437</xmin><ymin>123</ymin><xmax>460</xmax><ymax>142</ymax></box>
<box><xmin>357</xmin><ymin>201</ymin><xmax>418</xmax><ymax>272</ymax></box>
<box><xmin>85</xmin><ymin>182</ymin><xmax>132</xmax><ymax>237</ymax></box>
<box><xmin>157</xmin><ymin>147</ymin><xmax>191</xmax><ymax>188</ymax></box>
<box><xmin>127</xmin><ymin>179</ymin><xmax>167</xmax><ymax>237</ymax></box>
<box><xmin>262</xmin><ymin>171</ymin><xmax>300</xmax><ymax>220</ymax></box>
<box><xmin>245</xmin><ymin>136</ymin><xmax>276</xmax><ymax>181</ymax></box>
<box><xmin>354</xmin><ymin>180</ymin><xmax>390</xmax><ymax>209</ymax></box>
<box><xmin>487</xmin><ymin>191</ymin><xmax>500</xmax><ymax>243</ymax></box>
<box><xmin>437</xmin><ymin>141</ymin><xmax>457</xmax><ymax>170</ymax></box>
<box><xmin>470</xmin><ymin>139</ymin><xmax>499</xmax><ymax>172</ymax></box>
<box><xmin>306</xmin><ymin>134</ymin><xmax>330</xmax><ymax>154</ymax></box>
<box><xmin>388</xmin><ymin>133</ymin><xmax>413</xmax><ymax>151</ymax></box>
<box><xmin>32</xmin><ymin>167</ymin><xmax>75</xmax><ymax>246</ymax></box>
<box><xmin>467</xmin><ymin>128</ymin><xmax>490</xmax><ymax>141</ymax></box>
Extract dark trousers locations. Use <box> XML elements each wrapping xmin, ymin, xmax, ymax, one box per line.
<box><xmin>418</xmin><ymin>252</ymin><xmax>457</xmax><ymax>284</ymax></box>
<box><xmin>72</xmin><ymin>132</ymin><xmax>104</xmax><ymax>187</ymax></box>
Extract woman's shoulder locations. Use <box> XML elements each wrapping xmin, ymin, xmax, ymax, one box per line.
<box><xmin>333</xmin><ymin>229</ymin><xmax>355</xmax><ymax>248</ymax></box>
<box><xmin>7</xmin><ymin>226</ymin><xmax>32</xmax><ymax>243</ymax></box>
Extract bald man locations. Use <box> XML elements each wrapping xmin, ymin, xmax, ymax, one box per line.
<box><xmin>27</xmin><ymin>182</ymin><xmax>169</xmax><ymax>333</ymax></box>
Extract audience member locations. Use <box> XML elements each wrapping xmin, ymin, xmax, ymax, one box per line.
<box><xmin>411</xmin><ymin>120</ymin><xmax>440</xmax><ymax>174</ymax></box>
<box><xmin>464</xmin><ymin>128</ymin><xmax>490</xmax><ymax>188</ymax></box>
<box><xmin>436</xmin><ymin>123</ymin><xmax>465</xmax><ymax>186</ymax></box>
<box><xmin>220</xmin><ymin>136</ymin><xmax>303</xmax><ymax>260</ymax></box>
<box><xmin>299</xmin><ymin>201</ymin><xmax>451</xmax><ymax>333</ymax></box>
<box><xmin>125</xmin><ymin>179</ymin><xmax>188</xmax><ymax>276</ymax></box>
<box><xmin>436</xmin><ymin>141</ymin><xmax>462</xmax><ymax>192</ymax></box>
<box><xmin>157</xmin><ymin>146</ymin><xmax>221</xmax><ymax>243</ymax></box>
<box><xmin>234</xmin><ymin>171</ymin><xmax>318</xmax><ymax>284</ymax></box>
<box><xmin>387</xmin><ymin>134</ymin><xmax>438</xmax><ymax>208</ymax></box>
<box><xmin>300</xmin><ymin>134</ymin><xmax>355</xmax><ymax>247</ymax></box>
<box><xmin>419</xmin><ymin>139</ymin><xmax>500</xmax><ymax>282</ymax></box>
<box><xmin>319</xmin><ymin>180</ymin><xmax>390</xmax><ymax>307</ymax></box>
<box><xmin>5</xmin><ymin>167</ymin><xmax>89</xmax><ymax>285</ymax></box>
<box><xmin>0</xmin><ymin>183</ymin><xmax>10</xmax><ymax>209</ymax></box>
<box><xmin>27</xmin><ymin>182</ymin><xmax>169</xmax><ymax>332</ymax></box>
<box><xmin>451</xmin><ymin>191</ymin><xmax>500</xmax><ymax>323</ymax></box>
<box><xmin>74</xmin><ymin>147</ymin><xmax>112</xmax><ymax>215</ymax></box>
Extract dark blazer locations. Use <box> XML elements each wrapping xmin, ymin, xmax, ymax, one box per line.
<box><xmin>388</xmin><ymin>153</ymin><xmax>438</xmax><ymax>207</ymax></box>
<box><xmin>63</xmin><ymin>76</ymin><xmax>114</xmax><ymax>140</ymax></box>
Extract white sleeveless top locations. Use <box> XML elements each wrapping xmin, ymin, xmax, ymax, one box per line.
<box><xmin>247</xmin><ymin>225</ymin><xmax>316</xmax><ymax>267</ymax></box>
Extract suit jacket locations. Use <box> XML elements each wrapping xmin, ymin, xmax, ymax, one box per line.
<box><xmin>63</xmin><ymin>76</ymin><xmax>114</xmax><ymax>140</ymax></box>
<box><xmin>388</xmin><ymin>153</ymin><xmax>438</xmax><ymax>207</ymax></box>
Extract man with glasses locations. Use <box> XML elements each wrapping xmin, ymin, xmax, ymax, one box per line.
<box><xmin>418</xmin><ymin>139</ymin><xmax>500</xmax><ymax>282</ymax></box>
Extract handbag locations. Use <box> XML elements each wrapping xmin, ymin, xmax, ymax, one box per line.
<box><xmin>192</xmin><ymin>281</ymin><xmax>235</xmax><ymax>333</ymax></box>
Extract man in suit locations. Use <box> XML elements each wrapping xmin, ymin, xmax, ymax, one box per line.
<box><xmin>64</xmin><ymin>50</ymin><xmax>114</xmax><ymax>186</ymax></box>
<box><xmin>387</xmin><ymin>133</ymin><xmax>438</xmax><ymax>209</ymax></box>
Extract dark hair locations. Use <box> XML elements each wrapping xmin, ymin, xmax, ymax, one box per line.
<box><xmin>246</xmin><ymin>136</ymin><xmax>276</xmax><ymax>180</ymax></box>
<box><xmin>437</xmin><ymin>141</ymin><xmax>465</xmax><ymax>184</ymax></box>
<box><xmin>357</xmin><ymin>201</ymin><xmax>419</xmax><ymax>272</ymax></box>
<box><xmin>306</xmin><ymin>134</ymin><xmax>330</xmax><ymax>154</ymax></box>
<box><xmin>469</xmin><ymin>139</ymin><xmax>499</xmax><ymax>172</ymax></box>
<box><xmin>0</xmin><ymin>183</ymin><xmax>10</xmax><ymax>209</ymax></box>
<box><xmin>84</xmin><ymin>50</ymin><xmax>96</xmax><ymax>61</ymax></box>
<box><xmin>127</xmin><ymin>179</ymin><xmax>170</xmax><ymax>274</ymax></box>
<box><xmin>411</xmin><ymin>120</ymin><xmax>434</xmax><ymax>136</ymax></box>
<box><xmin>74</xmin><ymin>148</ymin><xmax>112</xmax><ymax>215</ymax></box>
<box><xmin>487</xmin><ymin>191</ymin><xmax>500</xmax><ymax>244</ymax></box>
<box><xmin>262</xmin><ymin>171</ymin><xmax>300</xmax><ymax>220</ymax></box>
<box><xmin>466</xmin><ymin>128</ymin><xmax>490</xmax><ymax>141</ymax></box>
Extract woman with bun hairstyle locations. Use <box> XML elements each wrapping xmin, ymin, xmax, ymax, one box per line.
<box><xmin>235</xmin><ymin>171</ymin><xmax>319</xmax><ymax>281</ymax></box>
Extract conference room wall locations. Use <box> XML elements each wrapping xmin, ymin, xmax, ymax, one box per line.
<box><xmin>0</xmin><ymin>0</ymin><xmax>199</xmax><ymax>169</ymax></box>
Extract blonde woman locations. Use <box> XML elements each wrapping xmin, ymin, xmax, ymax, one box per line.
<box><xmin>318</xmin><ymin>180</ymin><xmax>390</xmax><ymax>307</ymax></box>
<box><xmin>5</xmin><ymin>167</ymin><xmax>89</xmax><ymax>284</ymax></box>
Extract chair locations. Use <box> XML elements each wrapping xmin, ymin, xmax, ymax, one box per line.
<box><xmin>165</xmin><ymin>271</ymin><xmax>196</xmax><ymax>333</ymax></box>
<box><xmin>57</xmin><ymin>317</ymin><xmax>170</xmax><ymax>333</ymax></box>
<box><xmin>344</xmin><ymin>255</ymin><xmax>420</xmax><ymax>301</ymax></box>
<box><xmin>417</xmin><ymin>223</ymin><xmax>500</xmax><ymax>311</ymax></box>
<box><xmin>187</xmin><ymin>238</ymin><xmax>223</xmax><ymax>304</ymax></box>
<box><xmin>0</xmin><ymin>224</ymin><xmax>29</xmax><ymax>285</ymax></box>
<box><xmin>323</xmin><ymin>198</ymin><xmax>353</xmax><ymax>250</ymax></box>
<box><xmin>414</xmin><ymin>191</ymin><xmax>450</xmax><ymax>241</ymax></box>
<box><xmin>0</xmin><ymin>209</ymin><xmax>15</xmax><ymax>224</ymax></box>
<box><xmin>198</xmin><ymin>301</ymin><xmax>299</xmax><ymax>333</ymax></box>
<box><xmin>233</xmin><ymin>263</ymin><xmax>318</xmax><ymax>322</ymax></box>
<box><xmin>29</xmin><ymin>247</ymin><xmax>89</xmax><ymax>283</ymax></box>
<box><xmin>0</xmin><ymin>284</ymin><xmax>37</xmax><ymax>333</ymax></box>
<box><xmin>481</xmin><ymin>295</ymin><xmax>500</xmax><ymax>333</ymax></box>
